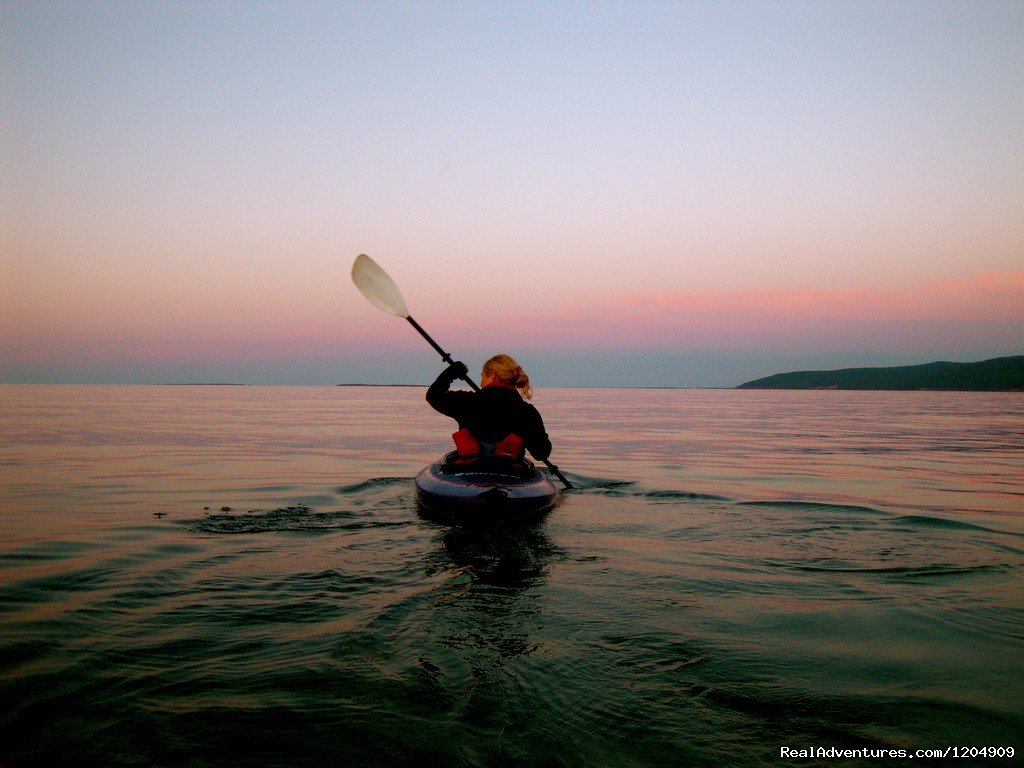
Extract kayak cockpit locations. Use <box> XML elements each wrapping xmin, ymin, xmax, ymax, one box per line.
<box><xmin>415</xmin><ymin>452</ymin><xmax>558</xmax><ymax>522</ymax></box>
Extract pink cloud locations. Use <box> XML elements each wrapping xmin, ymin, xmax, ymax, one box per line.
<box><xmin>629</xmin><ymin>269</ymin><xmax>1024</xmax><ymax>323</ymax></box>
<box><xmin>4</xmin><ymin>264</ymin><xmax>1020</xmax><ymax>379</ymax></box>
<box><xmin>447</xmin><ymin>269</ymin><xmax>1024</xmax><ymax>355</ymax></box>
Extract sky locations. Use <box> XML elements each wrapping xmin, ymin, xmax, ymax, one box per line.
<box><xmin>2</xmin><ymin>0</ymin><xmax>1022</xmax><ymax>387</ymax></box>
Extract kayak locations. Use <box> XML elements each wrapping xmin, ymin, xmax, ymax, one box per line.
<box><xmin>415</xmin><ymin>452</ymin><xmax>558</xmax><ymax>521</ymax></box>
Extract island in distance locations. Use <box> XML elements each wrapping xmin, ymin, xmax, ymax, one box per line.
<box><xmin>737</xmin><ymin>355</ymin><xmax>1024</xmax><ymax>391</ymax></box>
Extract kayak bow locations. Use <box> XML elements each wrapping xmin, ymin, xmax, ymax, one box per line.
<box><xmin>415</xmin><ymin>453</ymin><xmax>558</xmax><ymax>521</ymax></box>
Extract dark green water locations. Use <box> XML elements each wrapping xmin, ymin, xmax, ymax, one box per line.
<box><xmin>1</xmin><ymin>386</ymin><xmax>1021</xmax><ymax>766</ymax></box>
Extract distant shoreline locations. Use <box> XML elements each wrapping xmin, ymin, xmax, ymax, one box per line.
<box><xmin>336</xmin><ymin>383</ymin><xmax>425</xmax><ymax>388</ymax></box>
<box><xmin>3</xmin><ymin>376</ymin><xmax>1020</xmax><ymax>391</ymax></box>
<box><xmin>336</xmin><ymin>384</ymin><xmax>730</xmax><ymax>390</ymax></box>
<box><xmin>737</xmin><ymin>355</ymin><xmax>1024</xmax><ymax>391</ymax></box>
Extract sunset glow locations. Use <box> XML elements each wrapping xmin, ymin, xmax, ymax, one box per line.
<box><xmin>3</xmin><ymin>1</ymin><xmax>1022</xmax><ymax>386</ymax></box>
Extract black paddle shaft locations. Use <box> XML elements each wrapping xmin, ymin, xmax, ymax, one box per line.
<box><xmin>406</xmin><ymin>316</ymin><xmax>479</xmax><ymax>391</ymax></box>
<box><xmin>405</xmin><ymin>315</ymin><xmax>573</xmax><ymax>489</ymax></box>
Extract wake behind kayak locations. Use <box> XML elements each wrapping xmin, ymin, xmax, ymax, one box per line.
<box><xmin>415</xmin><ymin>452</ymin><xmax>558</xmax><ymax>522</ymax></box>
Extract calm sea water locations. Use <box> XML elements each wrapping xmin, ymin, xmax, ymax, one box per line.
<box><xmin>1</xmin><ymin>384</ymin><xmax>1021</xmax><ymax>767</ymax></box>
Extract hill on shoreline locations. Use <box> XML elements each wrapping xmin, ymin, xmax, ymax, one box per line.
<box><xmin>737</xmin><ymin>355</ymin><xmax>1024</xmax><ymax>391</ymax></box>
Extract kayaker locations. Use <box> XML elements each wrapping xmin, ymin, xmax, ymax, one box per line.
<box><xmin>426</xmin><ymin>354</ymin><xmax>552</xmax><ymax>462</ymax></box>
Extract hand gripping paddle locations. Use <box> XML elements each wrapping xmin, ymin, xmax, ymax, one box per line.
<box><xmin>351</xmin><ymin>254</ymin><xmax>572</xmax><ymax>489</ymax></box>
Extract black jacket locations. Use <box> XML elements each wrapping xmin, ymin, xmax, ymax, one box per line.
<box><xmin>426</xmin><ymin>368</ymin><xmax>552</xmax><ymax>461</ymax></box>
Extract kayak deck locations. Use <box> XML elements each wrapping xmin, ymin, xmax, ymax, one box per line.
<box><xmin>415</xmin><ymin>452</ymin><xmax>558</xmax><ymax>521</ymax></box>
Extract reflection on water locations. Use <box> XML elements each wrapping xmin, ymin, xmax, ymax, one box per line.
<box><xmin>1</xmin><ymin>385</ymin><xmax>1022</xmax><ymax>767</ymax></box>
<box><xmin>3</xmin><ymin>385</ymin><xmax>1021</xmax><ymax>527</ymax></box>
<box><xmin>426</xmin><ymin>520</ymin><xmax>561</xmax><ymax>664</ymax></box>
<box><xmin>431</xmin><ymin>520</ymin><xmax>558</xmax><ymax>589</ymax></box>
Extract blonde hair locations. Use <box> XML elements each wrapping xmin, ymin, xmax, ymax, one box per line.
<box><xmin>482</xmin><ymin>354</ymin><xmax>534</xmax><ymax>400</ymax></box>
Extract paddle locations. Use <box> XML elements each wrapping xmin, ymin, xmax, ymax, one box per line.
<box><xmin>351</xmin><ymin>253</ymin><xmax>573</xmax><ymax>489</ymax></box>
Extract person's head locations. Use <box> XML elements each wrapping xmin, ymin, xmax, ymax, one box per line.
<box><xmin>481</xmin><ymin>354</ymin><xmax>533</xmax><ymax>399</ymax></box>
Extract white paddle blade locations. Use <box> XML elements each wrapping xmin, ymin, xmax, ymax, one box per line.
<box><xmin>351</xmin><ymin>254</ymin><xmax>410</xmax><ymax>317</ymax></box>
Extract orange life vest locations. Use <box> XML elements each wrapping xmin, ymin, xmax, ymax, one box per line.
<box><xmin>452</xmin><ymin>427</ymin><xmax>524</xmax><ymax>460</ymax></box>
